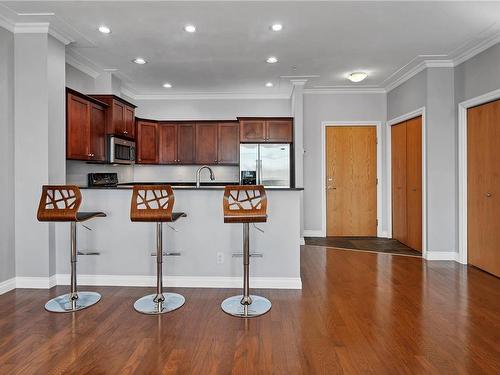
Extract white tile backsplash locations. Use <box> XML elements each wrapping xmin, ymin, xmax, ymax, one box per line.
<box><xmin>66</xmin><ymin>160</ymin><xmax>239</xmax><ymax>186</ymax></box>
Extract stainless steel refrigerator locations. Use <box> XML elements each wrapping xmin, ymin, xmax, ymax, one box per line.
<box><xmin>240</xmin><ymin>144</ymin><xmax>291</xmax><ymax>187</ymax></box>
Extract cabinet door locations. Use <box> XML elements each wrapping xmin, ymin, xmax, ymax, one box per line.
<box><xmin>89</xmin><ymin>103</ymin><xmax>106</xmax><ymax>161</ymax></box>
<box><xmin>195</xmin><ymin>122</ymin><xmax>218</xmax><ymax>164</ymax></box>
<box><xmin>218</xmin><ymin>122</ymin><xmax>239</xmax><ymax>165</ymax></box>
<box><xmin>391</xmin><ymin>122</ymin><xmax>407</xmax><ymax>245</ymax></box>
<box><xmin>266</xmin><ymin>119</ymin><xmax>293</xmax><ymax>142</ymax></box>
<box><xmin>405</xmin><ymin>117</ymin><xmax>422</xmax><ymax>252</ymax></box>
<box><xmin>124</xmin><ymin>106</ymin><xmax>135</xmax><ymax>139</ymax></box>
<box><xmin>240</xmin><ymin>119</ymin><xmax>266</xmax><ymax>142</ymax></box>
<box><xmin>67</xmin><ymin>93</ymin><xmax>90</xmax><ymax>160</ymax></box>
<box><xmin>159</xmin><ymin>123</ymin><xmax>178</xmax><ymax>164</ymax></box>
<box><xmin>136</xmin><ymin>120</ymin><xmax>158</xmax><ymax>164</ymax></box>
<box><xmin>177</xmin><ymin>123</ymin><xmax>196</xmax><ymax>164</ymax></box>
<box><xmin>112</xmin><ymin>100</ymin><xmax>126</xmax><ymax>136</ymax></box>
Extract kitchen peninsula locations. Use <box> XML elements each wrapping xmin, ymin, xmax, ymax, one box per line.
<box><xmin>62</xmin><ymin>88</ymin><xmax>302</xmax><ymax>290</ymax></box>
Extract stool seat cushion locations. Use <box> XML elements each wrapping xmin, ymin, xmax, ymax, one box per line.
<box><xmin>76</xmin><ymin>212</ymin><xmax>107</xmax><ymax>222</ymax></box>
<box><xmin>224</xmin><ymin>214</ymin><xmax>267</xmax><ymax>224</ymax></box>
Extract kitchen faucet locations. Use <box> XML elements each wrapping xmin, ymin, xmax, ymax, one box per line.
<box><xmin>196</xmin><ymin>165</ymin><xmax>216</xmax><ymax>188</ymax></box>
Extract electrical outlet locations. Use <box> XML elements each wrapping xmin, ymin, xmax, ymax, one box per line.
<box><xmin>216</xmin><ymin>252</ymin><xmax>224</xmax><ymax>264</ymax></box>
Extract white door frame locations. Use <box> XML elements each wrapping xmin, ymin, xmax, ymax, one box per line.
<box><xmin>321</xmin><ymin>121</ymin><xmax>383</xmax><ymax>237</ymax></box>
<box><xmin>386</xmin><ymin>107</ymin><xmax>427</xmax><ymax>258</ymax></box>
<box><xmin>458</xmin><ymin>88</ymin><xmax>500</xmax><ymax>265</ymax></box>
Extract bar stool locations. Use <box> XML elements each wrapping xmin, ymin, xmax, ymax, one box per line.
<box><xmin>130</xmin><ymin>185</ymin><xmax>186</xmax><ymax>315</ymax></box>
<box><xmin>37</xmin><ymin>185</ymin><xmax>106</xmax><ymax>313</ymax></box>
<box><xmin>221</xmin><ymin>185</ymin><xmax>271</xmax><ymax>318</ymax></box>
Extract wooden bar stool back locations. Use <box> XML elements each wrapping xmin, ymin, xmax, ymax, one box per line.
<box><xmin>221</xmin><ymin>185</ymin><xmax>271</xmax><ymax>318</ymax></box>
<box><xmin>37</xmin><ymin>185</ymin><xmax>106</xmax><ymax>313</ymax></box>
<box><xmin>130</xmin><ymin>185</ymin><xmax>186</xmax><ymax>314</ymax></box>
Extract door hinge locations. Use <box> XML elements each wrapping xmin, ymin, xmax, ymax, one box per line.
<box><xmin>376</xmin><ymin>219</ymin><xmax>379</xmax><ymax>226</ymax></box>
<box><xmin>376</xmin><ymin>178</ymin><xmax>378</xmax><ymax>185</ymax></box>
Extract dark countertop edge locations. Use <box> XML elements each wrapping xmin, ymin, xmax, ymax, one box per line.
<box><xmin>79</xmin><ymin>186</ymin><xmax>304</xmax><ymax>191</ymax></box>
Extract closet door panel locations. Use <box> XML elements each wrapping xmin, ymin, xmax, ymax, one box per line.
<box><xmin>406</xmin><ymin>116</ymin><xmax>422</xmax><ymax>252</ymax></box>
<box><xmin>391</xmin><ymin>122</ymin><xmax>407</xmax><ymax>245</ymax></box>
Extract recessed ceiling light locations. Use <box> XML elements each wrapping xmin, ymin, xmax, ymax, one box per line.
<box><xmin>347</xmin><ymin>72</ymin><xmax>368</xmax><ymax>83</ymax></box>
<box><xmin>184</xmin><ymin>24</ymin><xmax>196</xmax><ymax>33</ymax></box>
<box><xmin>265</xmin><ymin>82</ymin><xmax>273</xmax><ymax>87</ymax></box>
<box><xmin>98</xmin><ymin>25</ymin><xmax>111</xmax><ymax>34</ymax></box>
<box><xmin>133</xmin><ymin>57</ymin><xmax>147</xmax><ymax>65</ymax></box>
<box><xmin>266</xmin><ymin>56</ymin><xmax>278</xmax><ymax>64</ymax></box>
<box><xmin>163</xmin><ymin>83</ymin><xmax>172</xmax><ymax>88</ymax></box>
<box><xmin>271</xmin><ymin>23</ymin><xmax>283</xmax><ymax>32</ymax></box>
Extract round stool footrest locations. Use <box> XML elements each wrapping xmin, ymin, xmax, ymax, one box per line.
<box><xmin>134</xmin><ymin>293</ymin><xmax>185</xmax><ymax>315</ymax></box>
<box><xmin>221</xmin><ymin>295</ymin><xmax>271</xmax><ymax>318</ymax></box>
<box><xmin>45</xmin><ymin>292</ymin><xmax>101</xmax><ymax>313</ymax></box>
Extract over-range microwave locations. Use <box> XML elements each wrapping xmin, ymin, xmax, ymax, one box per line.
<box><xmin>108</xmin><ymin>136</ymin><xmax>136</xmax><ymax>164</ymax></box>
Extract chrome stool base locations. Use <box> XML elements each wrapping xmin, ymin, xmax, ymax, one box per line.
<box><xmin>221</xmin><ymin>295</ymin><xmax>271</xmax><ymax>318</ymax></box>
<box><xmin>45</xmin><ymin>291</ymin><xmax>101</xmax><ymax>313</ymax></box>
<box><xmin>134</xmin><ymin>293</ymin><xmax>185</xmax><ymax>315</ymax></box>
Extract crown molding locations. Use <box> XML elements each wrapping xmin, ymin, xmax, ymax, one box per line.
<box><xmin>0</xmin><ymin>13</ymin><xmax>14</xmax><ymax>32</ymax></box>
<box><xmin>66</xmin><ymin>50</ymin><xmax>101</xmax><ymax>79</ymax></box>
<box><xmin>452</xmin><ymin>30</ymin><xmax>500</xmax><ymax>67</ymax></box>
<box><xmin>14</xmin><ymin>22</ymin><xmax>49</xmax><ymax>34</ymax></box>
<box><xmin>304</xmin><ymin>87</ymin><xmax>386</xmax><ymax>95</ymax></box>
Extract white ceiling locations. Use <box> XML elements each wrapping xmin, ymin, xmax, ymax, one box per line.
<box><xmin>2</xmin><ymin>1</ymin><xmax>500</xmax><ymax>97</ymax></box>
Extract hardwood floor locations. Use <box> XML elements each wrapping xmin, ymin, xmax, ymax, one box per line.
<box><xmin>1</xmin><ymin>246</ymin><xmax>499</xmax><ymax>374</ymax></box>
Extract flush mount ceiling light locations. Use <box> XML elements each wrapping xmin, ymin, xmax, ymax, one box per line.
<box><xmin>163</xmin><ymin>83</ymin><xmax>172</xmax><ymax>88</ymax></box>
<box><xmin>98</xmin><ymin>25</ymin><xmax>111</xmax><ymax>34</ymax></box>
<box><xmin>347</xmin><ymin>72</ymin><xmax>368</xmax><ymax>83</ymax></box>
<box><xmin>184</xmin><ymin>24</ymin><xmax>196</xmax><ymax>33</ymax></box>
<box><xmin>266</xmin><ymin>56</ymin><xmax>278</xmax><ymax>64</ymax></box>
<box><xmin>265</xmin><ymin>82</ymin><xmax>273</xmax><ymax>87</ymax></box>
<box><xmin>271</xmin><ymin>23</ymin><xmax>283</xmax><ymax>31</ymax></box>
<box><xmin>132</xmin><ymin>57</ymin><xmax>147</xmax><ymax>65</ymax></box>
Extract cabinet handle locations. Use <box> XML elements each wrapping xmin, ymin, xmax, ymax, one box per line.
<box><xmin>485</xmin><ymin>192</ymin><xmax>492</xmax><ymax>198</ymax></box>
<box><xmin>124</xmin><ymin>131</ymin><xmax>128</xmax><ymax>134</ymax></box>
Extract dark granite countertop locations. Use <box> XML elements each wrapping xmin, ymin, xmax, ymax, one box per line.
<box><xmin>79</xmin><ymin>182</ymin><xmax>303</xmax><ymax>191</ymax></box>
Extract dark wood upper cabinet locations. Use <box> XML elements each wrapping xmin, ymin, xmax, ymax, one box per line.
<box><xmin>177</xmin><ymin>123</ymin><xmax>196</xmax><ymax>164</ymax></box>
<box><xmin>136</xmin><ymin>119</ymin><xmax>158</xmax><ymax>164</ymax></box>
<box><xmin>67</xmin><ymin>93</ymin><xmax>90</xmax><ymax>160</ymax></box>
<box><xmin>240</xmin><ymin>119</ymin><xmax>266</xmax><ymax>142</ymax></box>
<box><xmin>124</xmin><ymin>106</ymin><xmax>135</xmax><ymax>139</ymax></box>
<box><xmin>195</xmin><ymin>122</ymin><xmax>218</xmax><ymax>164</ymax></box>
<box><xmin>66</xmin><ymin>88</ymin><xmax>107</xmax><ymax>162</ymax></box>
<box><xmin>218</xmin><ymin>122</ymin><xmax>239</xmax><ymax>165</ymax></box>
<box><xmin>158</xmin><ymin>122</ymin><xmax>178</xmax><ymax>164</ymax></box>
<box><xmin>90</xmin><ymin>95</ymin><xmax>137</xmax><ymax>140</ymax></box>
<box><xmin>89</xmin><ymin>103</ymin><xmax>107</xmax><ymax>161</ymax></box>
<box><xmin>266</xmin><ymin>119</ymin><xmax>293</xmax><ymax>142</ymax></box>
<box><xmin>239</xmin><ymin>118</ymin><xmax>293</xmax><ymax>143</ymax></box>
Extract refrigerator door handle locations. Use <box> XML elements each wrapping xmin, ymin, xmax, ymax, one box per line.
<box><xmin>256</xmin><ymin>159</ymin><xmax>262</xmax><ymax>185</ymax></box>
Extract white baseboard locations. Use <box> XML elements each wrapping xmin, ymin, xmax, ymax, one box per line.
<box><xmin>303</xmin><ymin>230</ymin><xmax>324</xmax><ymax>237</ymax></box>
<box><xmin>0</xmin><ymin>278</ymin><xmax>16</xmax><ymax>295</ymax></box>
<box><xmin>15</xmin><ymin>275</ymin><xmax>57</xmax><ymax>289</ymax></box>
<box><xmin>426</xmin><ymin>251</ymin><xmax>459</xmax><ymax>261</ymax></box>
<box><xmin>300</xmin><ymin>237</ymin><xmax>305</xmax><ymax>245</ymax></box>
<box><xmin>55</xmin><ymin>274</ymin><xmax>302</xmax><ymax>290</ymax></box>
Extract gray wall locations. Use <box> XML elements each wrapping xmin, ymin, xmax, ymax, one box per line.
<box><xmin>387</xmin><ymin>70</ymin><xmax>427</xmax><ymax>120</ymax></box>
<box><xmin>455</xmin><ymin>43</ymin><xmax>500</xmax><ymax>104</ymax></box>
<box><xmin>65</xmin><ymin>63</ymin><xmax>95</xmax><ymax>93</ymax></box>
<box><xmin>302</xmin><ymin>93</ymin><xmax>387</xmax><ymax>234</ymax></box>
<box><xmin>0</xmin><ymin>27</ymin><xmax>15</xmax><ymax>283</ymax></box>
<box><xmin>135</xmin><ymin>98</ymin><xmax>291</xmax><ymax>120</ymax></box>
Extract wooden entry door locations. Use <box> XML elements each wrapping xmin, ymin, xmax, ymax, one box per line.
<box><xmin>326</xmin><ymin>126</ymin><xmax>377</xmax><ymax>236</ymax></box>
<box><xmin>391</xmin><ymin>116</ymin><xmax>422</xmax><ymax>252</ymax></box>
<box><xmin>467</xmin><ymin>99</ymin><xmax>500</xmax><ymax>277</ymax></box>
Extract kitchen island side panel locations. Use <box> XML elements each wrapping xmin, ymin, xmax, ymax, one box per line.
<box><xmin>55</xmin><ymin>189</ymin><xmax>301</xmax><ymax>283</ymax></box>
